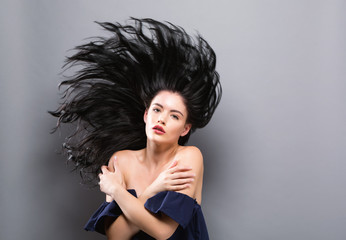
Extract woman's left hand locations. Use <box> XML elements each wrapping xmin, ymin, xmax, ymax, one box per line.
<box><xmin>98</xmin><ymin>156</ymin><xmax>125</xmax><ymax>197</ymax></box>
<box><xmin>141</xmin><ymin>160</ymin><xmax>195</xmax><ymax>199</ymax></box>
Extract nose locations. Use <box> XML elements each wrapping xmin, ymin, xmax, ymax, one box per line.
<box><xmin>157</xmin><ymin>116</ymin><xmax>166</xmax><ymax>125</ymax></box>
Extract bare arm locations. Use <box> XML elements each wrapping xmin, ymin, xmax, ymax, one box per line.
<box><xmin>103</xmin><ymin>154</ymin><xmax>196</xmax><ymax>239</ymax></box>
<box><xmin>99</xmin><ymin>148</ymin><xmax>203</xmax><ymax>240</ymax></box>
<box><xmin>105</xmin><ymin>192</ymin><xmax>154</xmax><ymax>240</ymax></box>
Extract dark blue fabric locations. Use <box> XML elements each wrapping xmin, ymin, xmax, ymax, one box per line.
<box><xmin>84</xmin><ymin>190</ymin><xmax>209</xmax><ymax>240</ymax></box>
<box><xmin>84</xmin><ymin>189</ymin><xmax>137</xmax><ymax>234</ymax></box>
<box><xmin>144</xmin><ymin>191</ymin><xmax>195</xmax><ymax>228</ymax></box>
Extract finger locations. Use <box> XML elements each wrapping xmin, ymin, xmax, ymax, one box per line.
<box><xmin>101</xmin><ymin>165</ymin><xmax>108</xmax><ymax>174</ymax></box>
<box><xmin>170</xmin><ymin>172</ymin><xmax>196</xmax><ymax>180</ymax></box>
<box><xmin>168</xmin><ymin>165</ymin><xmax>192</xmax><ymax>173</ymax></box>
<box><xmin>170</xmin><ymin>178</ymin><xmax>194</xmax><ymax>186</ymax></box>
<box><xmin>168</xmin><ymin>160</ymin><xmax>178</xmax><ymax>169</ymax></box>
<box><xmin>169</xmin><ymin>166</ymin><xmax>193</xmax><ymax>174</ymax></box>
<box><xmin>169</xmin><ymin>184</ymin><xmax>191</xmax><ymax>191</ymax></box>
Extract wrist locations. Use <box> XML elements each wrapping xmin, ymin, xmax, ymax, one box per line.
<box><xmin>109</xmin><ymin>182</ymin><xmax>125</xmax><ymax>200</ymax></box>
<box><xmin>140</xmin><ymin>186</ymin><xmax>156</xmax><ymax>200</ymax></box>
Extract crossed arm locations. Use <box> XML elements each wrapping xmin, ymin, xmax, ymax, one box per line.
<box><xmin>98</xmin><ymin>147</ymin><xmax>203</xmax><ymax>240</ymax></box>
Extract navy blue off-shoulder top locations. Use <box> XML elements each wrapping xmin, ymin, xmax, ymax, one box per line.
<box><xmin>84</xmin><ymin>190</ymin><xmax>209</xmax><ymax>239</ymax></box>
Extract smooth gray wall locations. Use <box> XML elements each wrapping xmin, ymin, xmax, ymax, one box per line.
<box><xmin>1</xmin><ymin>0</ymin><xmax>345</xmax><ymax>240</ymax></box>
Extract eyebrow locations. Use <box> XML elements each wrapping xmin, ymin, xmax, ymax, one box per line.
<box><xmin>153</xmin><ymin>103</ymin><xmax>184</xmax><ymax>117</ymax></box>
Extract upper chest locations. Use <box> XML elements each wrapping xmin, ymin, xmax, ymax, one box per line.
<box><xmin>124</xmin><ymin>162</ymin><xmax>163</xmax><ymax>196</ymax></box>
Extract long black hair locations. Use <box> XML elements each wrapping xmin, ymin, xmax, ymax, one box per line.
<box><xmin>50</xmin><ymin>18</ymin><xmax>222</xmax><ymax>182</ymax></box>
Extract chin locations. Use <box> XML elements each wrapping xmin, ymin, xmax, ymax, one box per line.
<box><xmin>147</xmin><ymin>135</ymin><xmax>175</xmax><ymax>145</ymax></box>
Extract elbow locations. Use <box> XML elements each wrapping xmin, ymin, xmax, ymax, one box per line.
<box><xmin>152</xmin><ymin>217</ymin><xmax>179</xmax><ymax>239</ymax></box>
<box><xmin>155</xmin><ymin>234</ymin><xmax>172</xmax><ymax>240</ymax></box>
<box><xmin>152</xmin><ymin>228</ymin><xmax>175</xmax><ymax>240</ymax></box>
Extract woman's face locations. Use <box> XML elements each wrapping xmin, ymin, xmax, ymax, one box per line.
<box><xmin>144</xmin><ymin>90</ymin><xmax>191</xmax><ymax>145</ymax></box>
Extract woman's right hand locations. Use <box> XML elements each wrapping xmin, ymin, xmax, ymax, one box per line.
<box><xmin>142</xmin><ymin>160</ymin><xmax>195</xmax><ymax>198</ymax></box>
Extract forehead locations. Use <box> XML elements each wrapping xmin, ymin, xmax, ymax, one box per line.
<box><xmin>150</xmin><ymin>91</ymin><xmax>187</xmax><ymax>111</ymax></box>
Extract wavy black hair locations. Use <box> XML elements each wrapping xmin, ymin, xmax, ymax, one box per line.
<box><xmin>50</xmin><ymin>18</ymin><xmax>222</xmax><ymax>182</ymax></box>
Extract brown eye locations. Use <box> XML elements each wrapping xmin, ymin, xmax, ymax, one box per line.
<box><xmin>171</xmin><ymin>114</ymin><xmax>179</xmax><ymax>120</ymax></box>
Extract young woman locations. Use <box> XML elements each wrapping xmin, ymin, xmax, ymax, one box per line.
<box><xmin>50</xmin><ymin>18</ymin><xmax>221</xmax><ymax>240</ymax></box>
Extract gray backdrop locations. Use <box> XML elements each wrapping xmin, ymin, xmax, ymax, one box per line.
<box><xmin>1</xmin><ymin>0</ymin><xmax>345</xmax><ymax>239</ymax></box>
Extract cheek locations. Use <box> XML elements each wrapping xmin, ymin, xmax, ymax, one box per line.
<box><xmin>147</xmin><ymin>113</ymin><xmax>156</xmax><ymax>123</ymax></box>
<box><xmin>173</xmin><ymin>122</ymin><xmax>186</xmax><ymax>133</ymax></box>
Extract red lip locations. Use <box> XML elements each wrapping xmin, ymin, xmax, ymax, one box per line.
<box><xmin>153</xmin><ymin>125</ymin><xmax>166</xmax><ymax>134</ymax></box>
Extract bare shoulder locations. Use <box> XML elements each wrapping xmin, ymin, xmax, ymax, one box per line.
<box><xmin>176</xmin><ymin>146</ymin><xmax>204</xmax><ymax>179</ymax></box>
<box><xmin>177</xmin><ymin>146</ymin><xmax>203</xmax><ymax>166</ymax></box>
<box><xmin>108</xmin><ymin>149</ymin><xmax>139</xmax><ymax>171</ymax></box>
<box><xmin>176</xmin><ymin>146</ymin><xmax>204</xmax><ymax>200</ymax></box>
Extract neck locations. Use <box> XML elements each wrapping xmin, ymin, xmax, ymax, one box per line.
<box><xmin>144</xmin><ymin>140</ymin><xmax>179</xmax><ymax>170</ymax></box>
